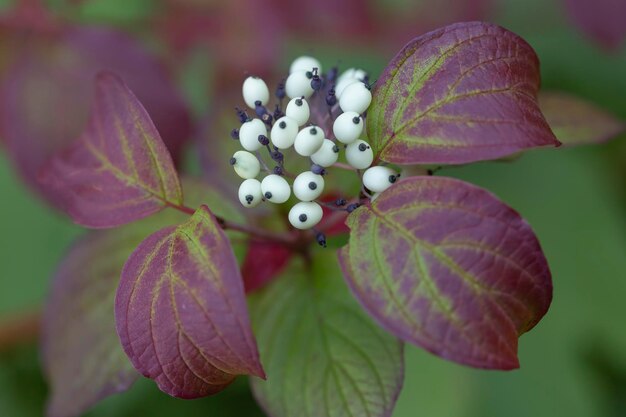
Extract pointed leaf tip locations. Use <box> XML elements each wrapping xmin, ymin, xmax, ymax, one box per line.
<box><xmin>39</xmin><ymin>71</ymin><xmax>183</xmax><ymax>228</ymax></box>
<box><xmin>115</xmin><ymin>205</ymin><xmax>264</xmax><ymax>398</ymax></box>
<box><xmin>368</xmin><ymin>21</ymin><xmax>558</xmax><ymax>165</ymax></box>
<box><xmin>339</xmin><ymin>176</ymin><xmax>552</xmax><ymax>370</ymax></box>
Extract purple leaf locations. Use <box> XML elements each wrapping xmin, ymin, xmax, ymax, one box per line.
<box><xmin>249</xmin><ymin>252</ymin><xmax>404</xmax><ymax>417</ymax></box>
<box><xmin>0</xmin><ymin>27</ymin><xmax>191</xmax><ymax>202</ymax></box>
<box><xmin>563</xmin><ymin>0</ymin><xmax>626</xmax><ymax>50</ymax></box>
<box><xmin>42</xmin><ymin>178</ymin><xmax>245</xmax><ymax>417</ymax></box>
<box><xmin>539</xmin><ymin>91</ymin><xmax>625</xmax><ymax>146</ymax></box>
<box><xmin>368</xmin><ymin>21</ymin><xmax>559</xmax><ymax>165</ymax></box>
<box><xmin>115</xmin><ymin>205</ymin><xmax>265</xmax><ymax>398</ymax></box>
<box><xmin>338</xmin><ymin>177</ymin><xmax>552</xmax><ymax>370</ymax></box>
<box><xmin>39</xmin><ymin>72</ymin><xmax>183</xmax><ymax>228</ymax></box>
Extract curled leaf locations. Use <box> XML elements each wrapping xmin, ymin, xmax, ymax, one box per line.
<box><xmin>539</xmin><ymin>91</ymin><xmax>625</xmax><ymax>146</ymax></box>
<box><xmin>115</xmin><ymin>205</ymin><xmax>264</xmax><ymax>398</ymax></box>
<box><xmin>338</xmin><ymin>177</ymin><xmax>552</xmax><ymax>369</ymax></box>
<box><xmin>368</xmin><ymin>21</ymin><xmax>558</xmax><ymax>165</ymax></box>
<box><xmin>250</xmin><ymin>252</ymin><xmax>404</xmax><ymax>417</ymax></box>
<box><xmin>39</xmin><ymin>72</ymin><xmax>182</xmax><ymax>228</ymax></box>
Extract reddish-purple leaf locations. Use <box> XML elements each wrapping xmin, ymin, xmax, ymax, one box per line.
<box><xmin>539</xmin><ymin>91</ymin><xmax>625</xmax><ymax>146</ymax></box>
<box><xmin>368</xmin><ymin>21</ymin><xmax>559</xmax><ymax>165</ymax></box>
<box><xmin>0</xmin><ymin>27</ymin><xmax>191</xmax><ymax>201</ymax></box>
<box><xmin>563</xmin><ymin>0</ymin><xmax>626</xmax><ymax>50</ymax></box>
<box><xmin>338</xmin><ymin>177</ymin><xmax>552</xmax><ymax>370</ymax></box>
<box><xmin>39</xmin><ymin>72</ymin><xmax>183</xmax><ymax>228</ymax></box>
<box><xmin>115</xmin><ymin>205</ymin><xmax>264</xmax><ymax>398</ymax></box>
<box><xmin>42</xmin><ymin>178</ymin><xmax>243</xmax><ymax>417</ymax></box>
<box><xmin>242</xmin><ymin>241</ymin><xmax>293</xmax><ymax>293</ymax></box>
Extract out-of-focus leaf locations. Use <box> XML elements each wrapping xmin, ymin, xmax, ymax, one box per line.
<box><xmin>242</xmin><ymin>242</ymin><xmax>292</xmax><ymax>293</ymax></box>
<box><xmin>42</xmin><ymin>178</ymin><xmax>243</xmax><ymax>417</ymax></box>
<box><xmin>249</xmin><ymin>252</ymin><xmax>404</xmax><ymax>417</ymax></box>
<box><xmin>39</xmin><ymin>72</ymin><xmax>182</xmax><ymax>228</ymax></box>
<box><xmin>539</xmin><ymin>91</ymin><xmax>625</xmax><ymax>146</ymax></box>
<box><xmin>0</xmin><ymin>27</ymin><xmax>191</xmax><ymax>200</ymax></box>
<box><xmin>338</xmin><ymin>176</ymin><xmax>552</xmax><ymax>369</ymax></box>
<box><xmin>563</xmin><ymin>0</ymin><xmax>626</xmax><ymax>50</ymax></box>
<box><xmin>368</xmin><ymin>21</ymin><xmax>559</xmax><ymax>165</ymax></box>
<box><xmin>115</xmin><ymin>205</ymin><xmax>264</xmax><ymax>398</ymax></box>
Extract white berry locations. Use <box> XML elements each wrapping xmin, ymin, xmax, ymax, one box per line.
<box><xmin>231</xmin><ymin>150</ymin><xmax>260</xmax><ymax>179</ymax></box>
<box><xmin>261</xmin><ymin>174</ymin><xmax>291</xmax><ymax>204</ymax></box>
<box><xmin>270</xmin><ymin>116</ymin><xmax>299</xmax><ymax>149</ymax></box>
<box><xmin>333</xmin><ymin>111</ymin><xmax>363</xmax><ymax>144</ymax></box>
<box><xmin>239</xmin><ymin>118</ymin><xmax>267</xmax><ymax>151</ymax></box>
<box><xmin>362</xmin><ymin>166</ymin><xmax>398</xmax><ymax>193</ymax></box>
<box><xmin>335</xmin><ymin>68</ymin><xmax>367</xmax><ymax>97</ymax></box>
<box><xmin>238</xmin><ymin>179</ymin><xmax>263</xmax><ymax>208</ymax></box>
<box><xmin>346</xmin><ymin>139</ymin><xmax>373</xmax><ymax>169</ymax></box>
<box><xmin>285</xmin><ymin>97</ymin><xmax>310</xmax><ymax>126</ymax></box>
<box><xmin>311</xmin><ymin>139</ymin><xmax>339</xmax><ymax>167</ymax></box>
<box><xmin>294</xmin><ymin>125</ymin><xmax>325</xmax><ymax>157</ymax></box>
<box><xmin>290</xmin><ymin>56</ymin><xmax>322</xmax><ymax>75</ymax></box>
<box><xmin>285</xmin><ymin>70</ymin><xmax>314</xmax><ymax>99</ymax></box>
<box><xmin>288</xmin><ymin>201</ymin><xmax>323</xmax><ymax>230</ymax></box>
<box><xmin>339</xmin><ymin>82</ymin><xmax>372</xmax><ymax>114</ymax></box>
<box><xmin>293</xmin><ymin>171</ymin><xmax>324</xmax><ymax>201</ymax></box>
<box><xmin>242</xmin><ymin>76</ymin><xmax>269</xmax><ymax>109</ymax></box>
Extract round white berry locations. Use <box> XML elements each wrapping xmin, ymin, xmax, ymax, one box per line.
<box><xmin>270</xmin><ymin>116</ymin><xmax>299</xmax><ymax>149</ymax></box>
<box><xmin>333</xmin><ymin>111</ymin><xmax>363</xmax><ymax>144</ymax></box>
<box><xmin>345</xmin><ymin>139</ymin><xmax>373</xmax><ymax>169</ymax></box>
<box><xmin>339</xmin><ymin>82</ymin><xmax>372</xmax><ymax>114</ymax></box>
<box><xmin>242</xmin><ymin>76</ymin><xmax>269</xmax><ymax>109</ymax></box>
<box><xmin>288</xmin><ymin>201</ymin><xmax>323</xmax><ymax>230</ymax></box>
<box><xmin>231</xmin><ymin>150</ymin><xmax>260</xmax><ymax>179</ymax></box>
<box><xmin>294</xmin><ymin>125</ymin><xmax>325</xmax><ymax>157</ymax></box>
<box><xmin>293</xmin><ymin>171</ymin><xmax>324</xmax><ymax>201</ymax></box>
<box><xmin>239</xmin><ymin>118</ymin><xmax>267</xmax><ymax>151</ymax></box>
<box><xmin>335</xmin><ymin>68</ymin><xmax>367</xmax><ymax>97</ymax></box>
<box><xmin>261</xmin><ymin>174</ymin><xmax>291</xmax><ymax>204</ymax></box>
<box><xmin>238</xmin><ymin>179</ymin><xmax>263</xmax><ymax>208</ymax></box>
<box><xmin>285</xmin><ymin>70</ymin><xmax>314</xmax><ymax>99</ymax></box>
<box><xmin>289</xmin><ymin>56</ymin><xmax>322</xmax><ymax>75</ymax></box>
<box><xmin>310</xmin><ymin>139</ymin><xmax>340</xmax><ymax>167</ymax></box>
<box><xmin>338</xmin><ymin>68</ymin><xmax>367</xmax><ymax>83</ymax></box>
<box><xmin>285</xmin><ymin>97</ymin><xmax>310</xmax><ymax>126</ymax></box>
<box><xmin>362</xmin><ymin>166</ymin><xmax>399</xmax><ymax>193</ymax></box>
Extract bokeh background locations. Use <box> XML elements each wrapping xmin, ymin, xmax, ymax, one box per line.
<box><xmin>0</xmin><ymin>0</ymin><xmax>625</xmax><ymax>416</ymax></box>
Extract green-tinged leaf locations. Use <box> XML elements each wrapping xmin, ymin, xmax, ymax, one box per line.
<box><xmin>39</xmin><ymin>72</ymin><xmax>183</xmax><ymax>228</ymax></box>
<box><xmin>249</xmin><ymin>252</ymin><xmax>404</xmax><ymax>417</ymax></box>
<box><xmin>368</xmin><ymin>21</ymin><xmax>558</xmax><ymax>165</ymax></box>
<box><xmin>339</xmin><ymin>176</ymin><xmax>552</xmax><ymax>370</ymax></box>
<box><xmin>115</xmin><ymin>204</ymin><xmax>264</xmax><ymax>398</ymax></box>
<box><xmin>539</xmin><ymin>91</ymin><xmax>625</xmax><ymax>146</ymax></box>
<box><xmin>42</xmin><ymin>178</ymin><xmax>242</xmax><ymax>417</ymax></box>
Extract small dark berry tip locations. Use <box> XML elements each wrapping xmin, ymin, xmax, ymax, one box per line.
<box><xmin>299</xmin><ymin>213</ymin><xmax>308</xmax><ymax>222</ymax></box>
<box><xmin>229</xmin><ymin>157</ymin><xmax>237</xmax><ymax>165</ymax></box>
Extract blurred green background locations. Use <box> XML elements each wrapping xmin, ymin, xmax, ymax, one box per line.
<box><xmin>1</xmin><ymin>0</ymin><xmax>625</xmax><ymax>416</ymax></box>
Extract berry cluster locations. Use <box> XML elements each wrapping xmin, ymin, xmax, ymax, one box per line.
<box><xmin>230</xmin><ymin>56</ymin><xmax>399</xmax><ymax>236</ymax></box>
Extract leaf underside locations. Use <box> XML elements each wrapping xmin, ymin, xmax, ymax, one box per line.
<box><xmin>368</xmin><ymin>21</ymin><xmax>559</xmax><ymax>165</ymax></box>
<box><xmin>339</xmin><ymin>176</ymin><xmax>553</xmax><ymax>370</ymax></box>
